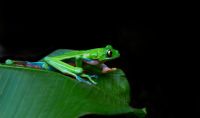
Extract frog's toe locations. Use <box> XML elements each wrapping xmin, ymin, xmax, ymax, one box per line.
<box><xmin>92</xmin><ymin>81</ymin><xmax>97</xmax><ymax>85</ymax></box>
<box><xmin>85</xmin><ymin>81</ymin><xmax>93</xmax><ymax>85</ymax></box>
<box><xmin>90</xmin><ymin>74</ymin><xmax>98</xmax><ymax>79</ymax></box>
<box><xmin>80</xmin><ymin>74</ymin><xmax>97</xmax><ymax>85</ymax></box>
<box><xmin>75</xmin><ymin>76</ymin><xmax>92</xmax><ymax>85</ymax></box>
<box><xmin>88</xmin><ymin>78</ymin><xmax>97</xmax><ymax>85</ymax></box>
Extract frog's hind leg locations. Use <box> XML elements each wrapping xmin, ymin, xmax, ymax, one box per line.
<box><xmin>5</xmin><ymin>59</ymin><xmax>50</xmax><ymax>70</ymax></box>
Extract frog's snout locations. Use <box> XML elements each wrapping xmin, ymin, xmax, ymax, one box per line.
<box><xmin>115</xmin><ymin>50</ymin><xmax>120</xmax><ymax>58</ymax></box>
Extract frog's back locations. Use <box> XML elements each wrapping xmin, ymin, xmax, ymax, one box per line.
<box><xmin>39</xmin><ymin>49</ymin><xmax>82</xmax><ymax>61</ymax></box>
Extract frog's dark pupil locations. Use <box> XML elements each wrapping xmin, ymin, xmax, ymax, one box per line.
<box><xmin>107</xmin><ymin>50</ymin><xmax>112</xmax><ymax>57</ymax></box>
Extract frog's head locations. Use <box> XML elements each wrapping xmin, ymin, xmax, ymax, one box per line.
<box><xmin>96</xmin><ymin>45</ymin><xmax>120</xmax><ymax>62</ymax></box>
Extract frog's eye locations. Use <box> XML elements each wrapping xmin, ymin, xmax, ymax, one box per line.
<box><xmin>107</xmin><ymin>49</ymin><xmax>112</xmax><ymax>57</ymax></box>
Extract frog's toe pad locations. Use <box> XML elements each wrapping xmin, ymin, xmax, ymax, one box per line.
<box><xmin>5</xmin><ymin>59</ymin><xmax>13</xmax><ymax>65</ymax></box>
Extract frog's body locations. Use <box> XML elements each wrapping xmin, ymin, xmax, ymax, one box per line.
<box><xmin>5</xmin><ymin>45</ymin><xmax>120</xmax><ymax>85</ymax></box>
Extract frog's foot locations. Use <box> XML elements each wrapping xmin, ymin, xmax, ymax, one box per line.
<box><xmin>81</xmin><ymin>74</ymin><xmax>97</xmax><ymax>85</ymax></box>
<box><xmin>102</xmin><ymin>67</ymin><xmax>116</xmax><ymax>73</ymax></box>
<box><xmin>90</xmin><ymin>74</ymin><xmax>98</xmax><ymax>79</ymax></box>
<box><xmin>101</xmin><ymin>63</ymin><xmax>117</xmax><ymax>73</ymax></box>
<box><xmin>61</xmin><ymin>70</ymin><xmax>92</xmax><ymax>85</ymax></box>
<box><xmin>75</xmin><ymin>75</ymin><xmax>92</xmax><ymax>85</ymax></box>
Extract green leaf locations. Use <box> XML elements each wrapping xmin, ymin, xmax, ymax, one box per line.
<box><xmin>0</xmin><ymin>49</ymin><xmax>146</xmax><ymax>118</ymax></box>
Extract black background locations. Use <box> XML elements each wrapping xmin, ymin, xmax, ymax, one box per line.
<box><xmin>0</xmin><ymin>1</ymin><xmax>193</xmax><ymax>118</ymax></box>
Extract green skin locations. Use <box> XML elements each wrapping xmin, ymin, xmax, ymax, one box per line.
<box><xmin>6</xmin><ymin>45</ymin><xmax>120</xmax><ymax>85</ymax></box>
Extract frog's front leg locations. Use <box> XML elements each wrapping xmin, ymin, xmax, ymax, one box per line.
<box><xmin>75</xmin><ymin>56</ymin><xmax>83</xmax><ymax>67</ymax></box>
